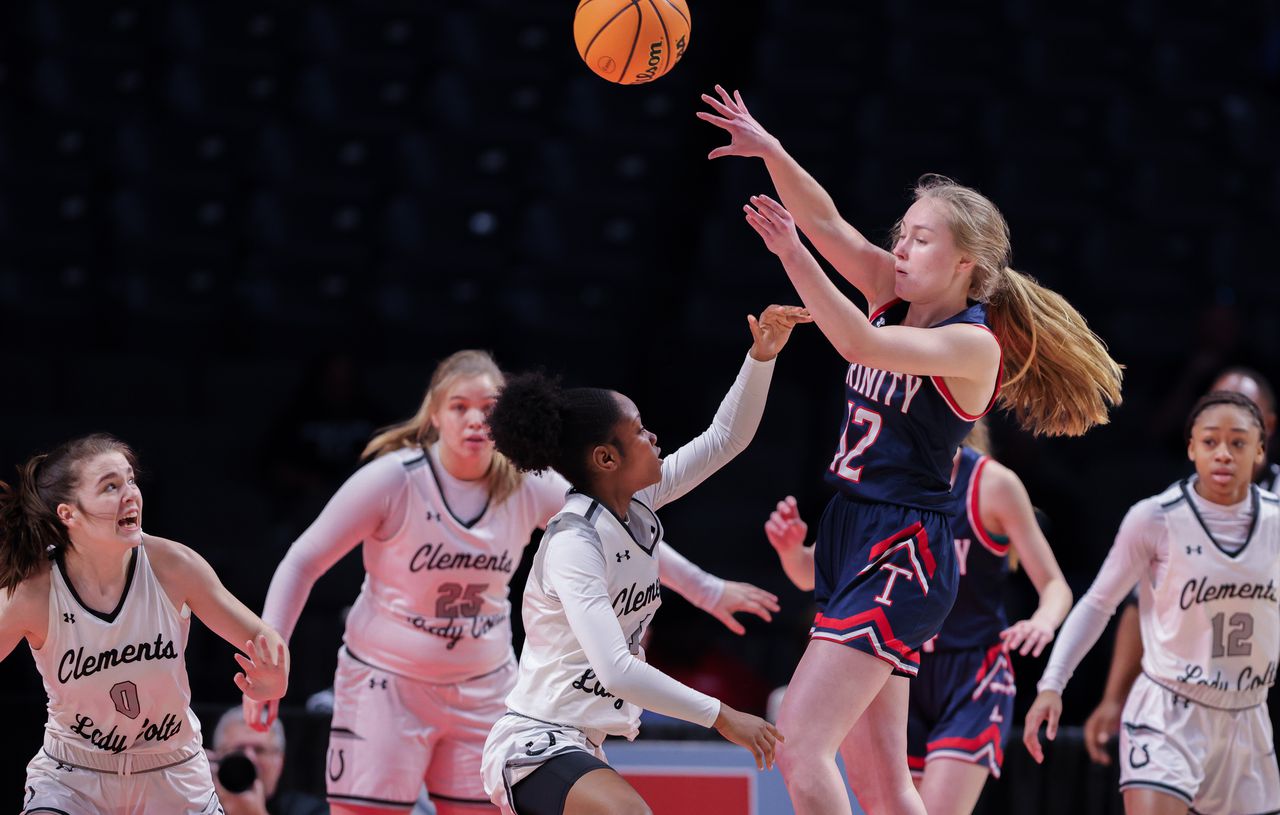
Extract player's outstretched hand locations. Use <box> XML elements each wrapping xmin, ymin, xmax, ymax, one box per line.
<box><xmin>697</xmin><ymin>85</ymin><xmax>779</xmax><ymax>161</ymax></box>
<box><xmin>744</xmin><ymin>194</ymin><xmax>804</xmax><ymax>259</ymax></box>
<box><xmin>234</xmin><ymin>633</ymin><xmax>289</xmax><ymax>703</ymax></box>
<box><xmin>714</xmin><ymin>703</ymin><xmax>784</xmax><ymax>770</ymax></box>
<box><xmin>242</xmin><ymin>694</ymin><xmax>279</xmax><ymax>733</ymax></box>
<box><xmin>1022</xmin><ymin>689</ymin><xmax>1062</xmax><ymax>765</ymax></box>
<box><xmin>1000</xmin><ymin>617</ymin><xmax>1055</xmax><ymax>657</ymax></box>
<box><xmin>765</xmin><ymin>496</ymin><xmax>807</xmax><ymax>555</ymax></box>
<box><xmin>708</xmin><ymin>581</ymin><xmax>780</xmax><ymax>635</ymax></box>
<box><xmin>1082</xmin><ymin>697</ymin><xmax>1123</xmax><ymax>766</ymax></box>
<box><xmin>748</xmin><ymin>303</ymin><xmax>811</xmax><ymax>361</ymax></box>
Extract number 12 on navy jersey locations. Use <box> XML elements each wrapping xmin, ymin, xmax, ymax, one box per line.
<box><xmin>830</xmin><ymin>403</ymin><xmax>883</xmax><ymax>483</ymax></box>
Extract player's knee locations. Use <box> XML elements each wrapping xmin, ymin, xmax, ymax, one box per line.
<box><xmin>777</xmin><ymin>742</ymin><xmax>816</xmax><ymax>781</ymax></box>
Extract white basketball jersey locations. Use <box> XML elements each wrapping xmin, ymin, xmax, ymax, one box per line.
<box><xmin>30</xmin><ymin>542</ymin><xmax>201</xmax><ymax>756</ymax></box>
<box><xmin>344</xmin><ymin>447</ymin><xmax>567</xmax><ymax>683</ymax></box>
<box><xmin>505</xmin><ymin>492</ymin><xmax>669</xmax><ymax>739</ymax></box>
<box><xmin>1139</xmin><ymin>481</ymin><xmax>1280</xmax><ymax>709</ymax></box>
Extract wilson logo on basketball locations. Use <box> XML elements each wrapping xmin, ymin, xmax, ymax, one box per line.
<box><xmin>634</xmin><ymin>41</ymin><xmax>665</xmax><ymax>83</ymax></box>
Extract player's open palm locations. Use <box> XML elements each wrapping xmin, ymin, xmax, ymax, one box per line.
<box><xmin>1022</xmin><ymin>689</ymin><xmax>1062</xmax><ymax>765</ymax></box>
<box><xmin>1000</xmin><ymin>617</ymin><xmax>1055</xmax><ymax>657</ymax></box>
<box><xmin>698</xmin><ymin>85</ymin><xmax>778</xmax><ymax>160</ymax></box>
<box><xmin>708</xmin><ymin>580</ymin><xmax>780</xmax><ymax>635</ymax></box>
<box><xmin>714</xmin><ymin>703</ymin><xmax>784</xmax><ymax>770</ymax></box>
<box><xmin>234</xmin><ymin>633</ymin><xmax>289</xmax><ymax>702</ymax></box>
<box><xmin>765</xmin><ymin>496</ymin><xmax>807</xmax><ymax>556</ymax></box>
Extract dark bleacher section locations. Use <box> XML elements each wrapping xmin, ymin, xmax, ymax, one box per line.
<box><xmin>1</xmin><ymin>0</ymin><xmax>1278</xmax><ymax>805</ymax></box>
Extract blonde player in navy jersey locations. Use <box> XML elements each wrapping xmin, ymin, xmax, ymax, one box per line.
<box><xmin>764</xmin><ymin>421</ymin><xmax>1072</xmax><ymax>815</ymax></box>
<box><xmin>699</xmin><ymin>85</ymin><xmax>1123</xmax><ymax>815</ymax></box>
<box><xmin>1025</xmin><ymin>391</ymin><xmax>1280</xmax><ymax>815</ymax></box>
<box><xmin>479</xmin><ymin>305</ymin><xmax>806</xmax><ymax>815</ymax></box>
<box><xmin>0</xmin><ymin>433</ymin><xmax>288</xmax><ymax>815</ymax></box>
<box><xmin>247</xmin><ymin>350</ymin><xmax>780</xmax><ymax>815</ymax></box>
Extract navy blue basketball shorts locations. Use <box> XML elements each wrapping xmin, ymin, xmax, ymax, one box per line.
<box><xmin>907</xmin><ymin>644</ymin><xmax>1016</xmax><ymax>778</ymax></box>
<box><xmin>811</xmin><ymin>494</ymin><xmax>958</xmax><ymax>678</ymax></box>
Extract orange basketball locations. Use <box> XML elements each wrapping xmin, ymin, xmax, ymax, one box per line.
<box><xmin>573</xmin><ymin>0</ymin><xmax>691</xmax><ymax>85</ymax></box>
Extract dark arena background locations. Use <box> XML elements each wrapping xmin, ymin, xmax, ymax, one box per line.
<box><xmin>2</xmin><ymin>2</ymin><xmax>1279</xmax><ymax>813</ymax></box>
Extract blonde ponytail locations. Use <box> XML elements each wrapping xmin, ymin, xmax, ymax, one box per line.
<box><xmin>362</xmin><ymin>350</ymin><xmax>524</xmax><ymax>506</ymax></box>
<box><xmin>987</xmin><ymin>268</ymin><xmax>1123</xmax><ymax>437</ymax></box>
<box><xmin>911</xmin><ymin>175</ymin><xmax>1123</xmax><ymax>437</ymax></box>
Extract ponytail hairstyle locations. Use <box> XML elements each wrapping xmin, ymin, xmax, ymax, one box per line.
<box><xmin>904</xmin><ymin>175</ymin><xmax>1124</xmax><ymax>437</ymax></box>
<box><xmin>1185</xmin><ymin>390</ymin><xmax>1267</xmax><ymax>449</ymax></box>
<box><xmin>362</xmin><ymin>350</ymin><xmax>522</xmax><ymax>506</ymax></box>
<box><xmin>0</xmin><ymin>434</ymin><xmax>137</xmax><ymax>595</ymax></box>
<box><xmin>488</xmin><ymin>371</ymin><xmax>621</xmax><ymax>491</ymax></box>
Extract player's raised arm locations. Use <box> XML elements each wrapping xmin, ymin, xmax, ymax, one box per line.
<box><xmin>148</xmin><ymin>536</ymin><xmax>289</xmax><ymax>703</ymax></box>
<box><xmin>744</xmin><ymin>193</ymin><xmax>1001</xmax><ymax>381</ymax></box>
<box><xmin>699</xmin><ymin>85</ymin><xmax>897</xmax><ymax>307</ymax></box>
<box><xmin>642</xmin><ymin>304</ymin><xmax>809</xmax><ymax>510</ymax></box>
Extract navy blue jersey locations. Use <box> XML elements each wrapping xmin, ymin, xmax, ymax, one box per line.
<box><xmin>823</xmin><ymin>300</ymin><xmax>1000</xmax><ymax>512</ymax></box>
<box><xmin>932</xmin><ymin>446</ymin><xmax>1011</xmax><ymax>651</ymax></box>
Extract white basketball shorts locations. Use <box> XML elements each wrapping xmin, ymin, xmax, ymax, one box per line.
<box><xmin>1119</xmin><ymin>673</ymin><xmax>1280</xmax><ymax>815</ymax></box>
<box><xmin>480</xmin><ymin>711</ymin><xmax>608</xmax><ymax>814</ymax></box>
<box><xmin>326</xmin><ymin>646</ymin><xmax>516</xmax><ymax>809</ymax></box>
<box><xmin>23</xmin><ymin>746</ymin><xmax>222</xmax><ymax>815</ymax></box>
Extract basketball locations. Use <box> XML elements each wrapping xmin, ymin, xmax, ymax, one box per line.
<box><xmin>573</xmin><ymin>0</ymin><xmax>691</xmax><ymax>85</ymax></box>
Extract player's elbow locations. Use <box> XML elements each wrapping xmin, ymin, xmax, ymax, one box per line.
<box><xmin>835</xmin><ymin>340</ymin><xmax>863</xmax><ymax>365</ymax></box>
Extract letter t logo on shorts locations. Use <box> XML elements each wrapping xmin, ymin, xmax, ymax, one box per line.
<box><xmin>874</xmin><ymin>564</ymin><xmax>914</xmax><ymax>607</ymax></box>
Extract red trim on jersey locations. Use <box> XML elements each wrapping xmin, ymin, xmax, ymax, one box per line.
<box><xmin>930</xmin><ymin>324</ymin><xmax>1004</xmax><ymax>421</ymax></box>
<box><xmin>967</xmin><ymin>456</ymin><xmax>1010</xmax><ymax>557</ymax></box>
<box><xmin>812</xmin><ymin>609</ymin><xmax>917</xmax><ymax>659</ymax></box>
<box><xmin>907</xmin><ymin>755</ymin><xmax>927</xmax><ymax>773</ymax></box>
<box><xmin>868</xmin><ymin>298</ymin><xmax>904</xmax><ymax>323</ymax></box>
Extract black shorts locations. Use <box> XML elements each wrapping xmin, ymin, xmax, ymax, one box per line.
<box><xmin>509</xmin><ymin>749</ymin><xmax>614</xmax><ymax>815</ymax></box>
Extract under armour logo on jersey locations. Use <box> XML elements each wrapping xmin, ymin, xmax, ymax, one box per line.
<box><xmin>425</xmin><ymin>511</ymin><xmax>442</xmax><ymax>522</ymax></box>
<box><xmin>616</xmin><ymin>551</ymin><xmax>630</xmax><ymax>562</ymax></box>
<box><xmin>62</xmin><ymin>612</ymin><xmax>75</xmax><ymax>623</ymax></box>
<box><xmin>1186</xmin><ymin>545</ymin><xmax>1202</xmax><ymax>555</ymax></box>
<box><xmin>53</xmin><ymin>761</ymin><xmax>74</xmax><ymax>771</ymax></box>
<box><xmin>369</xmin><ymin>678</ymin><xmax>387</xmax><ymax>690</ymax></box>
<box><xmin>1171</xmin><ymin>693</ymin><xmax>1191</xmax><ymax>709</ymax></box>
